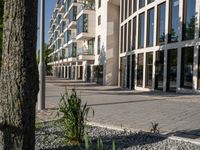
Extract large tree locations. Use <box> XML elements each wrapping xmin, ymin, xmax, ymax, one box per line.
<box><xmin>0</xmin><ymin>0</ymin><xmax>39</xmax><ymax>149</ymax></box>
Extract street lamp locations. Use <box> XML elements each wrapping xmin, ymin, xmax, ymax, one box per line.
<box><xmin>38</xmin><ymin>0</ymin><xmax>45</xmax><ymax>110</ymax></box>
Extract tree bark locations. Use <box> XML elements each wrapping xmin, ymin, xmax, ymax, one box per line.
<box><xmin>0</xmin><ymin>0</ymin><xmax>38</xmax><ymax>149</ymax></box>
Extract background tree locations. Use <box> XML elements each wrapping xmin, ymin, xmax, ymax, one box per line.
<box><xmin>0</xmin><ymin>0</ymin><xmax>3</xmax><ymax>71</ymax></box>
<box><xmin>37</xmin><ymin>43</ymin><xmax>53</xmax><ymax>75</ymax></box>
<box><xmin>0</xmin><ymin>0</ymin><xmax>39</xmax><ymax>149</ymax></box>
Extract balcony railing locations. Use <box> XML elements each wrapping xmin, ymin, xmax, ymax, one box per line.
<box><xmin>77</xmin><ymin>47</ymin><xmax>94</xmax><ymax>56</ymax></box>
<box><xmin>77</xmin><ymin>2</ymin><xmax>95</xmax><ymax>14</ymax></box>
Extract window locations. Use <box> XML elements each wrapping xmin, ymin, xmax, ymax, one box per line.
<box><xmin>146</xmin><ymin>52</ymin><xmax>153</xmax><ymax>87</ymax></box>
<box><xmin>98</xmin><ymin>0</ymin><xmax>101</xmax><ymax>8</ymax></box>
<box><xmin>133</xmin><ymin>0</ymin><xmax>137</xmax><ymax>13</ymax></box>
<box><xmin>139</xmin><ymin>0</ymin><xmax>145</xmax><ymax>9</ymax></box>
<box><xmin>121</xmin><ymin>0</ymin><xmax>124</xmax><ymax>22</ymax></box>
<box><xmin>168</xmin><ymin>0</ymin><xmax>179</xmax><ymax>43</ymax></box>
<box><xmin>97</xmin><ymin>35</ymin><xmax>101</xmax><ymax>54</ymax></box>
<box><xmin>181</xmin><ymin>47</ymin><xmax>194</xmax><ymax>89</ymax></box>
<box><xmin>182</xmin><ymin>0</ymin><xmax>196</xmax><ymax>40</ymax></box>
<box><xmin>148</xmin><ymin>0</ymin><xmax>154</xmax><ymax>4</ymax></box>
<box><xmin>129</xmin><ymin>0</ymin><xmax>132</xmax><ymax>16</ymax></box>
<box><xmin>157</xmin><ymin>2</ymin><xmax>166</xmax><ymax>45</ymax></box>
<box><xmin>147</xmin><ymin>8</ymin><xmax>154</xmax><ymax>47</ymax></box>
<box><xmin>77</xmin><ymin>14</ymin><xmax>88</xmax><ymax>35</ymax></box>
<box><xmin>125</xmin><ymin>0</ymin><xmax>128</xmax><ymax>19</ymax></box>
<box><xmin>167</xmin><ymin>49</ymin><xmax>177</xmax><ymax>91</ymax></box>
<box><xmin>124</xmin><ymin>23</ymin><xmax>127</xmax><ymax>52</ymax></box>
<box><xmin>98</xmin><ymin>15</ymin><xmax>101</xmax><ymax>25</ymax></box>
<box><xmin>138</xmin><ymin>13</ymin><xmax>145</xmax><ymax>48</ymax></box>
<box><xmin>132</xmin><ymin>17</ymin><xmax>136</xmax><ymax>50</ymax></box>
<box><xmin>128</xmin><ymin>20</ymin><xmax>132</xmax><ymax>51</ymax></box>
<box><xmin>137</xmin><ymin>53</ymin><xmax>144</xmax><ymax>87</ymax></box>
<box><xmin>155</xmin><ymin>51</ymin><xmax>164</xmax><ymax>90</ymax></box>
<box><xmin>120</xmin><ymin>26</ymin><xmax>123</xmax><ymax>53</ymax></box>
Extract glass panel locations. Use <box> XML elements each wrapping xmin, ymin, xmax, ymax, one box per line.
<box><xmin>137</xmin><ymin>53</ymin><xmax>144</xmax><ymax>87</ymax></box>
<box><xmin>147</xmin><ymin>8</ymin><xmax>154</xmax><ymax>47</ymax></box>
<box><xmin>128</xmin><ymin>20</ymin><xmax>132</xmax><ymax>51</ymax></box>
<box><xmin>131</xmin><ymin>55</ymin><xmax>136</xmax><ymax>89</ymax></box>
<box><xmin>129</xmin><ymin>0</ymin><xmax>132</xmax><ymax>16</ymax></box>
<box><xmin>124</xmin><ymin>23</ymin><xmax>127</xmax><ymax>52</ymax></box>
<box><xmin>127</xmin><ymin>56</ymin><xmax>131</xmax><ymax>88</ymax></box>
<box><xmin>120</xmin><ymin>57</ymin><xmax>127</xmax><ymax>88</ymax></box>
<box><xmin>139</xmin><ymin>0</ymin><xmax>145</xmax><ymax>9</ymax></box>
<box><xmin>157</xmin><ymin>2</ymin><xmax>166</xmax><ymax>45</ymax></box>
<box><xmin>138</xmin><ymin>13</ymin><xmax>145</xmax><ymax>48</ymax></box>
<box><xmin>167</xmin><ymin>49</ymin><xmax>177</xmax><ymax>91</ymax></box>
<box><xmin>182</xmin><ymin>0</ymin><xmax>196</xmax><ymax>40</ymax></box>
<box><xmin>120</xmin><ymin>26</ymin><xmax>123</xmax><ymax>53</ymax></box>
<box><xmin>133</xmin><ymin>0</ymin><xmax>137</xmax><ymax>13</ymax></box>
<box><xmin>121</xmin><ymin>0</ymin><xmax>124</xmax><ymax>22</ymax></box>
<box><xmin>125</xmin><ymin>0</ymin><xmax>128</xmax><ymax>19</ymax></box>
<box><xmin>181</xmin><ymin>47</ymin><xmax>194</xmax><ymax>89</ymax></box>
<box><xmin>132</xmin><ymin>17</ymin><xmax>136</xmax><ymax>50</ymax></box>
<box><xmin>148</xmin><ymin>0</ymin><xmax>154</xmax><ymax>4</ymax></box>
<box><xmin>146</xmin><ymin>52</ymin><xmax>153</xmax><ymax>87</ymax></box>
<box><xmin>77</xmin><ymin>14</ymin><xmax>88</xmax><ymax>35</ymax></box>
<box><xmin>168</xmin><ymin>0</ymin><xmax>179</xmax><ymax>43</ymax></box>
<box><xmin>155</xmin><ymin>51</ymin><xmax>164</xmax><ymax>90</ymax></box>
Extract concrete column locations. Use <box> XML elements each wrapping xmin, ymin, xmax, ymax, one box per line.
<box><xmin>193</xmin><ymin>45</ymin><xmax>199</xmax><ymax>90</ymax></box>
<box><xmin>75</xmin><ymin>62</ymin><xmax>78</xmax><ymax>80</ymax></box>
<box><xmin>67</xmin><ymin>66</ymin><xmax>69</xmax><ymax>79</ymax></box>
<box><xmin>82</xmin><ymin>61</ymin><xmax>87</xmax><ymax>82</ymax></box>
<box><xmin>143</xmin><ymin>53</ymin><xmax>146</xmax><ymax>88</ymax></box>
<box><xmin>64</xmin><ymin>65</ymin><xmax>66</xmax><ymax>78</ymax></box>
<box><xmin>152</xmin><ymin>51</ymin><xmax>156</xmax><ymax>90</ymax></box>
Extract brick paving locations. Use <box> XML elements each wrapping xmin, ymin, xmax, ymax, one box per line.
<box><xmin>41</xmin><ymin>78</ymin><xmax>200</xmax><ymax>140</ymax></box>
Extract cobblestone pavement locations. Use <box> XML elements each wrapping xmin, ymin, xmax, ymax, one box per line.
<box><xmin>42</xmin><ymin>78</ymin><xmax>200</xmax><ymax>140</ymax></box>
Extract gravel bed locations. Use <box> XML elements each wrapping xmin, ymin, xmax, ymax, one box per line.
<box><xmin>35</xmin><ymin>121</ymin><xmax>200</xmax><ymax>150</ymax></box>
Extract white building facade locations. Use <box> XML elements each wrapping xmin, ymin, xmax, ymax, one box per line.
<box><xmin>120</xmin><ymin>0</ymin><xmax>200</xmax><ymax>93</ymax></box>
<box><xmin>48</xmin><ymin>0</ymin><xmax>120</xmax><ymax>85</ymax></box>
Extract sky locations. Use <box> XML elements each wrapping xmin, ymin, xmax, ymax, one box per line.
<box><xmin>37</xmin><ymin>0</ymin><xmax>57</xmax><ymax>50</ymax></box>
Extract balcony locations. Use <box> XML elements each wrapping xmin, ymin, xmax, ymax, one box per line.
<box><xmin>77</xmin><ymin>1</ymin><xmax>95</xmax><ymax>15</ymax></box>
<box><xmin>77</xmin><ymin>47</ymin><xmax>95</xmax><ymax>61</ymax></box>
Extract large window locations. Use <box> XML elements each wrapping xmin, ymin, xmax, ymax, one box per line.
<box><xmin>129</xmin><ymin>0</ymin><xmax>132</xmax><ymax>16</ymax></box>
<box><xmin>182</xmin><ymin>0</ymin><xmax>196</xmax><ymax>41</ymax></box>
<box><xmin>168</xmin><ymin>0</ymin><xmax>179</xmax><ymax>43</ymax></box>
<box><xmin>124</xmin><ymin>23</ymin><xmax>127</xmax><ymax>52</ymax></box>
<box><xmin>137</xmin><ymin>53</ymin><xmax>144</xmax><ymax>87</ymax></box>
<box><xmin>120</xmin><ymin>26</ymin><xmax>123</xmax><ymax>53</ymax></box>
<box><xmin>133</xmin><ymin>0</ymin><xmax>137</xmax><ymax>13</ymax></box>
<box><xmin>132</xmin><ymin>17</ymin><xmax>136</xmax><ymax>50</ymax></box>
<box><xmin>121</xmin><ymin>0</ymin><xmax>124</xmax><ymax>22</ymax></box>
<box><xmin>128</xmin><ymin>20</ymin><xmax>132</xmax><ymax>51</ymax></box>
<box><xmin>139</xmin><ymin>0</ymin><xmax>145</xmax><ymax>9</ymax></box>
<box><xmin>157</xmin><ymin>2</ymin><xmax>166</xmax><ymax>45</ymax></box>
<box><xmin>69</xmin><ymin>6</ymin><xmax>77</xmax><ymax>23</ymax></box>
<box><xmin>125</xmin><ymin>0</ymin><xmax>128</xmax><ymax>19</ymax></box>
<box><xmin>147</xmin><ymin>8</ymin><xmax>154</xmax><ymax>47</ymax></box>
<box><xmin>146</xmin><ymin>52</ymin><xmax>153</xmax><ymax>87</ymax></box>
<box><xmin>155</xmin><ymin>51</ymin><xmax>164</xmax><ymax>90</ymax></box>
<box><xmin>77</xmin><ymin>14</ymin><xmax>88</xmax><ymax>35</ymax></box>
<box><xmin>138</xmin><ymin>13</ymin><xmax>145</xmax><ymax>48</ymax></box>
<box><xmin>181</xmin><ymin>47</ymin><xmax>194</xmax><ymax>89</ymax></box>
<box><xmin>167</xmin><ymin>49</ymin><xmax>177</xmax><ymax>91</ymax></box>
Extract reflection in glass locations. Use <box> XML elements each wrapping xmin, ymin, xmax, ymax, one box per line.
<box><xmin>146</xmin><ymin>52</ymin><xmax>153</xmax><ymax>87</ymax></box>
<box><xmin>167</xmin><ymin>49</ymin><xmax>177</xmax><ymax>91</ymax></box>
<box><xmin>181</xmin><ymin>47</ymin><xmax>194</xmax><ymax>89</ymax></box>
<box><xmin>182</xmin><ymin>0</ymin><xmax>196</xmax><ymax>40</ymax></box>
<box><xmin>155</xmin><ymin>51</ymin><xmax>164</xmax><ymax>90</ymax></box>
<box><xmin>137</xmin><ymin>53</ymin><xmax>144</xmax><ymax>87</ymax></box>
<box><xmin>147</xmin><ymin>8</ymin><xmax>154</xmax><ymax>47</ymax></box>
<box><xmin>139</xmin><ymin>13</ymin><xmax>145</xmax><ymax>48</ymax></box>
<box><xmin>168</xmin><ymin>0</ymin><xmax>179</xmax><ymax>43</ymax></box>
<box><xmin>157</xmin><ymin>2</ymin><xmax>166</xmax><ymax>44</ymax></box>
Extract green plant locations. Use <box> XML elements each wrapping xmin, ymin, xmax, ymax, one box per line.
<box><xmin>150</xmin><ymin>122</ymin><xmax>160</xmax><ymax>134</ymax></box>
<box><xmin>59</xmin><ymin>89</ymin><xmax>94</xmax><ymax>145</ymax></box>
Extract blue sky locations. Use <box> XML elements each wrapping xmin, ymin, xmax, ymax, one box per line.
<box><xmin>37</xmin><ymin>0</ymin><xmax>57</xmax><ymax>50</ymax></box>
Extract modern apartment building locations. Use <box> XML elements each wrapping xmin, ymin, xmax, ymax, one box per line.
<box><xmin>49</xmin><ymin>0</ymin><xmax>200</xmax><ymax>93</ymax></box>
<box><xmin>120</xmin><ymin>0</ymin><xmax>200</xmax><ymax>93</ymax></box>
<box><xmin>48</xmin><ymin>0</ymin><xmax>120</xmax><ymax>85</ymax></box>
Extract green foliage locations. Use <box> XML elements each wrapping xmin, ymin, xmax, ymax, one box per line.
<box><xmin>37</xmin><ymin>44</ymin><xmax>53</xmax><ymax>75</ymax></box>
<box><xmin>59</xmin><ymin>89</ymin><xmax>94</xmax><ymax>145</ymax></box>
<box><xmin>150</xmin><ymin>122</ymin><xmax>160</xmax><ymax>134</ymax></box>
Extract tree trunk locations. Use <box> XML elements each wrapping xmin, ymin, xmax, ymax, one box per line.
<box><xmin>0</xmin><ymin>0</ymin><xmax>39</xmax><ymax>149</ymax></box>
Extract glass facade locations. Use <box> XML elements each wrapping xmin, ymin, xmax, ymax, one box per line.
<box><xmin>182</xmin><ymin>0</ymin><xmax>196</xmax><ymax>40</ymax></box>
<box><xmin>77</xmin><ymin>14</ymin><xmax>88</xmax><ymax>35</ymax></box>
<box><xmin>155</xmin><ymin>51</ymin><xmax>164</xmax><ymax>90</ymax></box>
<box><xmin>157</xmin><ymin>2</ymin><xmax>166</xmax><ymax>45</ymax></box>
<box><xmin>69</xmin><ymin>6</ymin><xmax>77</xmax><ymax>23</ymax></box>
<box><xmin>167</xmin><ymin>49</ymin><xmax>177</xmax><ymax>91</ymax></box>
<box><xmin>146</xmin><ymin>52</ymin><xmax>153</xmax><ymax>87</ymax></box>
<box><xmin>139</xmin><ymin>0</ymin><xmax>145</xmax><ymax>9</ymax></box>
<box><xmin>137</xmin><ymin>53</ymin><xmax>144</xmax><ymax>87</ymax></box>
<box><xmin>120</xmin><ymin>26</ymin><xmax>123</xmax><ymax>53</ymax></box>
<box><xmin>129</xmin><ymin>0</ymin><xmax>132</xmax><ymax>16</ymax></box>
<box><xmin>120</xmin><ymin>57</ymin><xmax>127</xmax><ymax>88</ymax></box>
<box><xmin>168</xmin><ymin>0</ymin><xmax>179</xmax><ymax>43</ymax></box>
<box><xmin>147</xmin><ymin>8</ymin><xmax>154</xmax><ymax>47</ymax></box>
<box><xmin>124</xmin><ymin>23</ymin><xmax>127</xmax><ymax>52</ymax></box>
<box><xmin>132</xmin><ymin>17</ymin><xmax>136</xmax><ymax>50</ymax></box>
<box><xmin>133</xmin><ymin>0</ymin><xmax>137</xmax><ymax>13</ymax></box>
<box><xmin>138</xmin><ymin>13</ymin><xmax>145</xmax><ymax>48</ymax></box>
<box><xmin>181</xmin><ymin>47</ymin><xmax>194</xmax><ymax>89</ymax></box>
<box><xmin>131</xmin><ymin>55</ymin><xmax>136</xmax><ymax>89</ymax></box>
<box><xmin>128</xmin><ymin>20</ymin><xmax>132</xmax><ymax>51</ymax></box>
<box><xmin>127</xmin><ymin>55</ymin><xmax>131</xmax><ymax>88</ymax></box>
